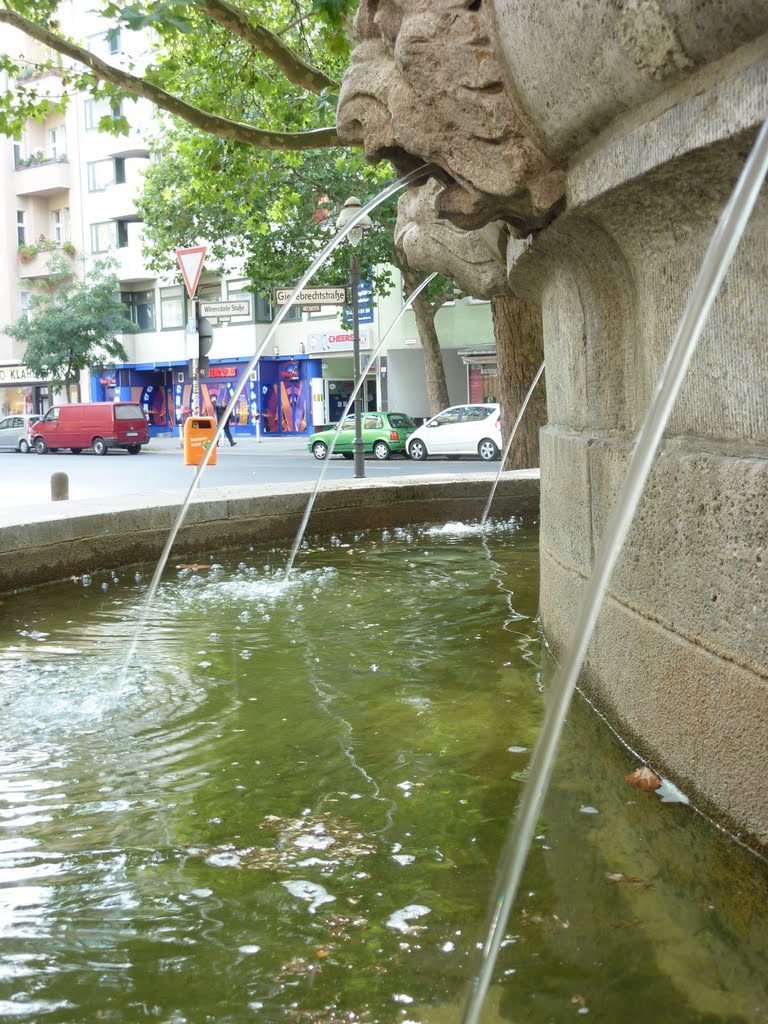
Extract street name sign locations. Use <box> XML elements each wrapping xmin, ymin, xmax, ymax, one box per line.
<box><xmin>200</xmin><ymin>300</ymin><xmax>251</xmax><ymax>318</ymax></box>
<box><xmin>274</xmin><ymin>286</ymin><xmax>346</xmax><ymax>306</ymax></box>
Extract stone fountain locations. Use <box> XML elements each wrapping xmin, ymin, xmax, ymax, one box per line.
<box><xmin>337</xmin><ymin>0</ymin><xmax>768</xmax><ymax>851</ymax></box>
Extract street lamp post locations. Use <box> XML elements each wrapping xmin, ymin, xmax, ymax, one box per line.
<box><xmin>336</xmin><ymin>197</ymin><xmax>371</xmax><ymax>479</ymax></box>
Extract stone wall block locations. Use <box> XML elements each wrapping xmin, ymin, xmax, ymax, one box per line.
<box><xmin>540</xmin><ymin>549</ymin><xmax>768</xmax><ymax>849</ymax></box>
<box><xmin>587</xmin><ymin>441</ymin><xmax>768</xmax><ymax>676</ymax></box>
<box><xmin>539</xmin><ymin>426</ymin><xmax>593</xmax><ymax>575</ymax></box>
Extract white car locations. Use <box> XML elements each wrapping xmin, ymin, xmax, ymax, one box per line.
<box><xmin>0</xmin><ymin>413</ymin><xmax>41</xmax><ymax>453</ymax></box>
<box><xmin>406</xmin><ymin>403</ymin><xmax>502</xmax><ymax>461</ymax></box>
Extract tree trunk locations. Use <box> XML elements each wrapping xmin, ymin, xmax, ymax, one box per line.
<box><xmin>491</xmin><ymin>295</ymin><xmax>546</xmax><ymax>469</ymax></box>
<box><xmin>410</xmin><ymin>289</ymin><xmax>450</xmax><ymax>415</ymax></box>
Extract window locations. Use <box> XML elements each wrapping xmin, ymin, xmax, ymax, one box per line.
<box><xmin>87</xmin><ymin>157</ymin><xmax>125</xmax><ymax>191</ymax></box>
<box><xmin>20</xmin><ymin>292</ymin><xmax>31</xmax><ymax>320</ymax></box>
<box><xmin>363</xmin><ymin>415</ymin><xmax>382</xmax><ymax>430</ymax></box>
<box><xmin>51</xmin><ymin>209</ymin><xmax>63</xmax><ymax>243</ymax></box>
<box><xmin>433</xmin><ymin>408</ymin><xmax>462</xmax><ymax>426</ymax></box>
<box><xmin>84</xmin><ymin>99</ymin><xmax>122</xmax><ymax>131</ymax></box>
<box><xmin>224</xmin><ymin>280</ymin><xmax>254</xmax><ymax>323</ymax></box>
<box><xmin>117</xmin><ymin>221</ymin><xmax>129</xmax><ymax>247</ymax></box>
<box><xmin>47</xmin><ymin>126</ymin><xmax>65</xmax><ymax>161</ymax></box>
<box><xmin>108</xmin><ymin>28</ymin><xmax>121</xmax><ymax>54</ymax></box>
<box><xmin>461</xmin><ymin>406</ymin><xmax>495</xmax><ymax>422</ymax></box>
<box><xmin>160</xmin><ymin>286</ymin><xmax>185</xmax><ymax>329</ymax></box>
<box><xmin>17</xmin><ymin>210</ymin><xmax>26</xmax><ymax>246</ymax></box>
<box><xmin>198</xmin><ymin>282</ymin><xmax>221</xmax><ymax>307</ymax></box>
<box><xmin>91</xmin><ymin>221</ymin><xmax>117</xmax><ymax>253</ymax></box>
<box><xmin>121</xmin><ymin>290</ymin><xmax>156</xmax><ymax>331</ymax></box>
<box><xmin>254</xmin><ymin>292</ymin><xmax>272</xmax><ymax>323</ymax></box>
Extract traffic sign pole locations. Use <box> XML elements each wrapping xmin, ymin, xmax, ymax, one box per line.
<box><xmin>176</xmin><ymin>247</ymin><xmax>207</xmax><ymax>422</ymax></box>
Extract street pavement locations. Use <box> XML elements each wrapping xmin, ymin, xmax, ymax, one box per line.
<box><xmin>0</xmin><ymin>432</ymin><xmax>501</xmax><ymax>511</ymax></box>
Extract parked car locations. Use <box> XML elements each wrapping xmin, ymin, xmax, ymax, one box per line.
<box><xmin>308</xmin><ymin>411</ymin><xmax>417</xmax><ymax>461</ymax></box>
<box><xmin>0</xmin><ymin>413</ymin><xmax>41</xmax><ymax>453</ymax></box>
<box><xmin>31</xmin><ymin>402</ymin><xmax>149</xmax><ymax>455</ymax></box>
<box><xmin>406</xmin><ymin>403</ymin><xmax>502</xmax><ymax>461</ymax></box>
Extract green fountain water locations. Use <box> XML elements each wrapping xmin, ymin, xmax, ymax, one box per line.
<box><xmin>1</xmin><ymin>519</ymin><xmax>766</xmax><ymax>1023</ymax></box>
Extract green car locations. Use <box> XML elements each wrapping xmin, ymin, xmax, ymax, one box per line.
<box><xmin>308</xmin><ymin>411</ymin><xmax>417</xmax><ymax>461</ymax></box>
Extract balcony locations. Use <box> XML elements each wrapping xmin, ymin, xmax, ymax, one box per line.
<box><xmin>18</xmin><ymin>240</ymin><xmax>77</xmax><ymax>279</ymax></box>
<box><xmin>15</xmin><ymin>156</ymin><xmax>71</xmax><ymax>198</ymax></box>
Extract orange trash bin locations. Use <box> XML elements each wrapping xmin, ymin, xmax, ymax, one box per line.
<box><xmin>183</xmin><ymin>416</ymin><xmax>218</xmax><ymax>466</ymax></box>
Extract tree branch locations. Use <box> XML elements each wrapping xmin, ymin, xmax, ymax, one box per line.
<box><xmin>0</xmin><ymin>7</ymin><xmax>341</xmax><ymax>151</ymax></box>
<box><xmin>198</xmin><ymin>0</ymin><xmax>338</xmax><ymax>94</ymax></box>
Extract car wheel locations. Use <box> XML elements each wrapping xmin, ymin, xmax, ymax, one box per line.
<box><xmin>18</xmin><ymin>439</ymin><xmax>30</xmax><ymax>454</ymax></box>
<box><xmin>478</xmin><ymin>438</ymin><xmax>500</xmax><ymax>461</ymax></box>
<box><xmin>70</xmin><ymin>448</ymin><xmax>83</xmax><ymax>455</ymax></box>
<box><xmin>341</xmin><ymin>452</ymin><xmax>353</xmax><ymax>460</ymax></box>
<box><xmin>408</xmin><ymin>439</ymin><xmax>428</xmax><ymax>461</ymax></box>
<box><xmin>126</xmin><ymin>444</ymin><xmax>141</xmax><ymax>455</ymax></box>
<box><xmin>312</xmin><ymin>441</ymin><xmax>328</xmax><ymax>460</ymax></box>
<box><xmin>93</xmin><ymin>437</ymin><xmax>108</xmax><ymax>456</ymax></box>
<box><xmin>373</xmin><ymin>440</ymin><xmax>391</xmax><ymax>460</ymax></box>
<box><xmin>34</xmin><ymin>437</ymin><xmax>48</xmax><ymax>454</ymax></box>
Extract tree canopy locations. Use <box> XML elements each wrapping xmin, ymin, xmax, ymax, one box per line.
<box><xmin>0</xmin><ymin>0</ymin><xmax>357</xmax><ymax>151</ymax></box>
<box><xmin>4</xmin><ymin>255</ymin><xmax>136</xmax><ymax>398</ymax></box>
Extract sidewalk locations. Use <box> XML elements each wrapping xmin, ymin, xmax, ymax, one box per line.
<box><xmin>147</xmin><ymin>431</ymin><xmax>303</xmax><ymax>454</ymax></box>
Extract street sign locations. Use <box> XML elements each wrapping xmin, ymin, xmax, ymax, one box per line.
<box><xmin>274</xmin><ymin>286</ymin><xmax>346</xmax><ymax>306</ymax></box>
<box><xmin>176</xmin><ymin>246</ymin><xmax>207</xmax><ymax>299</ymax></box>
<box><xmin>200</xmin><ymin>299</ymin><xmax>251</xmax><ymax>318</ymax></box>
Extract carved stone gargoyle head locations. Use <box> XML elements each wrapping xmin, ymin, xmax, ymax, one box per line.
<box><xmin>336</xmin><ymin>0</ymin><xmax>566</xmax><ymax>235</ymax></box>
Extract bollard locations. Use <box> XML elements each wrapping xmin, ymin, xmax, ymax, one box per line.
<box><xmin>51</xmin><ymin>472</ymin><xmax>69</xmax><ymax>502</ymax></box>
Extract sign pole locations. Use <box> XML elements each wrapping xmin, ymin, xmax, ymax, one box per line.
<box><xmin>176</xmin><ymin>246</ymin><xmax>207</xmax><ymax>424</ymax></box>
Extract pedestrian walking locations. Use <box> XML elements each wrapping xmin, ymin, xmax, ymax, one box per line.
<box><xmin>212</xmin><ymin>397</ymin><xmax>237</xmax><ymax>446</ymax></box>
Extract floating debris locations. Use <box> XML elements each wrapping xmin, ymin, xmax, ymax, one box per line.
<box><xmin>176</xmin><ymin>563</ymin><xmax>213</xmax><ymax>570</ymax></box>
<box><xmin>606</xmin><ymin>872</ymin><xmax>655</xmax><ymax>892</ymax></box>
<box><xmin>186</xmin><ymin>813</ymin><xmax>375</xmax><ymax>874</ymax></box>
<box><xmin>625</xmin><ymin>766</ymin><xmax>662</xmax><ymax>792</ymax></box>
<box><xmin>386</xmin><ymin>904</ymin><xmax>431</xmax><ymax>933</ymax></box>
<box><xmin>281</xmin><ymin>879</ymin><xmax>336</xmax><ymax>914</ymax></box>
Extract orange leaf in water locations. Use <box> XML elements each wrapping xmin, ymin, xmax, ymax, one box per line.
<box><xmin>176</xmin><ymin>564</ymin><xmax>213</xmax><ymax>571</ymax></box>
<box><xmin>625</xmin><ymin>766</ymin><xmax>662</xmax><ymax>791</ymax></box>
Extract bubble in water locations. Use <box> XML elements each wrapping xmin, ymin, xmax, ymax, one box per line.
<box><xmin>101</xmin><ymin>582</ymin><xmax>109</xmax><ymax>591</ymax></box>
<box><xmin>239</xmin><ymin>611</ymin><xmax>251</xmax><ymax>622</ymax></box>
<box><xmin>240</xmin><ymin>650</ymin><xmax>252</xmax><ymax>660</ymax></box>
<box><xmin>134</xmin><ymin>572</ymin><xmax>142</xmax><ymax>582</ymax></box>
<box><xmin>82</xmin><ymin>575</ymin><xmax>91</xmax><ymax>587</ymax></box>
<box><xmin>238</xmin><ymin>562</ymin><xmax>247</xmax><ymax>570</ymax></box>
<box><xmin>208</xmin><ymin>633</ymin><xmax>221</xmax><ymax>642</ymax></box>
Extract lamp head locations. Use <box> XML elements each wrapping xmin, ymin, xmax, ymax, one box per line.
<box><xmin>336</xmin><ymin>196</ymin><xmax>372</xmax><ymax>247</ymax></box>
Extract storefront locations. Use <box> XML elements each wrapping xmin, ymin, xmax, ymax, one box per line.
<box><xmin>0</xmin><ymin>364</ymin><xmax>55</xmax><ymax>417</ymax></box>
<box><xmin>92</xmin><ymin>363</ymin><xmax>182</xmax><ymax>436</ymax></box>
<box><xmin>460</xmin><ymin>346</ymin><xmax>499</xmax><ymax>404</ymax></box>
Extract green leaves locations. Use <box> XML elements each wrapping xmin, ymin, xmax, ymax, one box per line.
<box><xmin>4</xmin><ymin>255</ymin><xmax>134</xmax><ymax>392</ymax></box>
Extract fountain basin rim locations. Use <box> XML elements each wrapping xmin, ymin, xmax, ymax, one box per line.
<box><xmin>0</xmin><ymin>470</ymin><xmax>540</xmax><ymax>594</ymax></box>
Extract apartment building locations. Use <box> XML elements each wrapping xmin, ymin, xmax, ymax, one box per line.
<box><xmin>0</xmin><ymin>5</ymin><xmax>497</xmax><ymax>436</ymax></box>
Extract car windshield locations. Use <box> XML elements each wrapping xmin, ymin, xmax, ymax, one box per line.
<box><xmin>388</xmin><ymin>414</ymin><xmax>415</xmax><ymax>429</ymax></box>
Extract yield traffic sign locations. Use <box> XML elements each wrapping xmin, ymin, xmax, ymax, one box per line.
<box><xmin>176</xmin><ymin>246</ymin><xmax>207</xmax><ymax>299</ymax></box>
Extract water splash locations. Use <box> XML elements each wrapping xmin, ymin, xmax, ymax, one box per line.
<box><xmin>122</xmin><ymin>165</ymin><xmax>434</xmax><ymax>682</ymax></box>
<box><xmin>284</xmin><ymin>271</ymin><xmax>438</xmax><ymax>575</ymax></box>
<box><xmin>461</xmin><ymin>115</ymin><xmax>768</xmax><ymax>1024</ymax></box>
<box><xmin>480</xmin><ymin>361</ymin><xmax>545</xmax><ymax>525</ymax></box>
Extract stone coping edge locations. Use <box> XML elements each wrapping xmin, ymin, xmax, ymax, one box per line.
<box><xmin>0</xmin><ymin>471</ymin><xmax>540</xmax><ymax>594</ymax></box>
